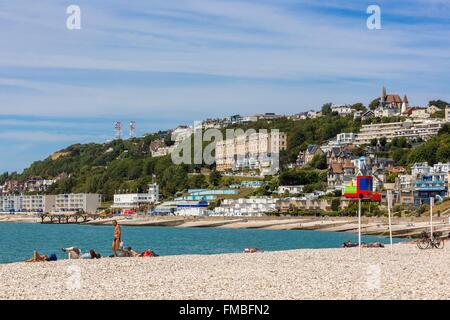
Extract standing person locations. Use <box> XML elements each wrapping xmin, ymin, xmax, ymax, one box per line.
<box><xmin>112</xmin><ymin>220</ymin><xmax>122</xmax><ymax>257</ymax></box>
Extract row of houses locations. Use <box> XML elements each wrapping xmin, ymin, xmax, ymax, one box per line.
<box><xmin>211</xmin><ymin>197</ymin><xmax>342</xmax><ymax>216</ymax></box>
<box><xmin>0</xmin><ymin>173</ymin><xmax>70</xmax><ymax>195</ymax></box>
<box><xmin>157</xmin><ymin>197</ymin><xmax>338</xmax><ymax>217</ymax></box>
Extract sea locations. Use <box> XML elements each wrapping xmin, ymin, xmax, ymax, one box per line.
<box><xmin>0</xmin><ymin>222</ymin><xmax>401</xmax><ymax>264</ymax></box>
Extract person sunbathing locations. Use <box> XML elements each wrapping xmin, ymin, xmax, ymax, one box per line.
<box><xmin>25</xmin><ymin>250</ymin><xmax>49</xmax><ymax>262</ymax></box>
<box><xmin>61</xmin><ymin>247</ymin><xmax>81</xmax><ymax>259</ymax></box>
<box><xmin>139</xmin><ymin>249</ymin><xmax>158</xmax><ymax>257</ymax></box>
<box><xmin>362</xmin><ymin>242</ymin><xmax>385</xmax><ymax>248</ymax></box>
<box><xmin>126</xmin><ymin>247</ymin><xmax>139</xmax><ymax>257</ymax></box>
<box><xmin>62</xmin><ymin>247</ymin><xmax>101</xmax><ymax>259</ymax></box>
<box><xmin>89</xmin><ymin>249</ymin><xmax>101</xmax><ymax>259</ymax></box>
<box><xmin>342</xmin><ymin>241</ymin><xmax>360</xmax><ymax>248</ymax></box>
<box><xmin>243</xmin><ymin>247</ymin><xmax>262</xmax><ymax>253</ymax></box>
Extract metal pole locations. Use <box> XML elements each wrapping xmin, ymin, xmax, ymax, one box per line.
<box><xmin>358</xmin><ymin>198</ymin><xmax>362</xmax><ymax>258</ymax></box>
<box><xmin>387</xmin><ymin>190</ymin><xmax>393</xmax><ymax>252</ymax></box>
<box><xmin>430</xmin><ymin>197</ymin><xmax>434</xmax><ymax>240</ymax></box>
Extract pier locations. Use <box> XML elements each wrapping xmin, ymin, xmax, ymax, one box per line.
<box><xmin>38</xmin><ymin>212</ymin><xmax>113</xmax><ymax>224</ymax></box>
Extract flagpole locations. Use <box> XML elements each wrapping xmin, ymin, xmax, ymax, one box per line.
<box><xmin>358</xmin><ymin>198</ymin><xmax>362</xmax><ymax>258</ymax></box>
<box><xmin>430</xmin><ymin>197</ymin><xmax>434</xmax><ymax>240</ymax></box>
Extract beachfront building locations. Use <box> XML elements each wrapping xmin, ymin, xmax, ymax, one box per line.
<box><xmin>113</xmin><ymin>183</ymin><xmax>160</xmax><ymax>212</ymax></box>
<box><xmin>55</xmin><ymin>193</ymin><xmax>101</xmax><ymax>213</ymax></box>
<box><xmin>215</xmin><ymin>131</ymin><xmax>287</xmax><ymax>175</ymax></box>
<box><xmin>412</xmin><ymin>162</ymin><xmax>450</xmax><ymax>206</ymax></box>
<box><xmin>0</xmin><ymin>195</ymin><xmax>56</xmax><ymax>213</ymax></box>
<box><xmin>213</xmin><ymin>197</ymin><xmax>277</xmax><ymax>216</ymax></box>
<box><xmin>396</xmin><ymin>174</ymin><xmax>414</xmax><ymax>206</ymax></box>
<box><xmin>355</xmin><ymin>119</ymin><xmax>446</xmax><ymax>145</ymax></box>
<box><xmin>176</xmin><ymin>200</ymin><xmax>209</xmax><ymax>216</ymax></box>
<box><xmin>276</xmin><ymin>198</ymin><xmax>335</xmax><ymax>213</ymax></box>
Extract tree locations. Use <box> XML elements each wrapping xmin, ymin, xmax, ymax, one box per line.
<box><xmin>308</xmin><ymin>154</ymin><xmax>327</xmax><ymax>170</ymax></box>
<box><xmin>188</xmin><ymin>174</ymin><xmax>208</xmax><ymax>189</ymax></box>
<box><xmin>369</xmin><ymin>98</ymin><xmax>380</xmax><ymax>110</ymax></box>
<box><xmin>321</xmin><ymin>103</ymin><xmax>333</xmax><ymax>115</ymax></box>
<box><xmin>331</xmin><ymin>199</ymin><xmax>340</xmax><ymax>212</ymax></box>
<box><xmin>160</xmin><ymin>166</ymin><xmax>188</xmax><ymax>198</ymax></box>
<box><xmin>351</xmin><ymin>102</ymin><xmax>367</xmax><ymax>112</ymax></box>
<box><xmin>209</xmin><ymin>169</ymin><xmax>222</xmax><ymax>187</ymax></box>
<box><xmin>370</xmin><ymin>138</ymin><xmax>378</xmax><ymax>147</ymax></box>
<box><xmin>428</xmin><ymin>100</ymin><xmax>449</xmax><ymax>109</ymax></box>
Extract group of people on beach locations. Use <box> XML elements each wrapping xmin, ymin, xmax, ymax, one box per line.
<box><xmin>25</xmin><ymin>220</ymin><xmax>158</xmax><ymax>262</ymax></box>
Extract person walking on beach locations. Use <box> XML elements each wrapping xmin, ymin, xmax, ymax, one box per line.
<box><xmin>112</xmin><ymin>220</ymin><xmax>122</xmax><ymax>257</ymax></box>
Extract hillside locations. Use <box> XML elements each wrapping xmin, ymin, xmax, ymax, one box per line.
<box><xmin>2</xmin><ymin>113</ymin><xmax>449</xmax><ymax>201</ymax></box>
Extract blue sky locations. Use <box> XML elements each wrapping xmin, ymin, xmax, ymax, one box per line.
<box><xmin>0</xmin><ymin>0</ymin><xmax>449</xmax><ymax>172</ymax></box>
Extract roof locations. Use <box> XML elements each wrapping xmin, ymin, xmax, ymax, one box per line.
<box><xmin>385</xmin><ymin>94</ymin><xmax>402</xmax><ymax>104</ymax></box>
<box><xmin>306</xmin><ymin>144</ymin><xmax>320</xmax><ymax>155</ymax></box>
<box><xmin>343</xmin><ymin>160</ymin><xmax>355</xmax><ymax>169</ymax></box>
<box><xmin>330</xmin><ymin>163</ymin><xmax>343</xmax><ymax>173</ymax></box>
<box><xmin>403</xmin><ymin>107</ymin><xmax>414</xmax><ymax>115</ymax></box>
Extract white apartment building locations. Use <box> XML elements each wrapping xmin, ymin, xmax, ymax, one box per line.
<box><xmin>0</xmin><ymin>195</ymin><xmax>56</xmax><ymax>213</ymax></box>
<box><xmin>277</xmin><ymin>185</ymin><xmax>304</xmax><ymax>195</ymax></box>
<box><xmin>411</xmin><ymin>162</ymin><xmax>433</xmax><ymax>178</ymax></box>
<box><xmin>374</xmin><ymin>108</ymin><xmax>398</xmax><ymax>118</ymax></box>
<box><xmin>410</xmin><ymin>108</ymin><xmax>430</xmax><ymax>119</ymax></box>
<box><xmin>113</xmin><ymin>184</ymin><xmax>160</xmax><ymax>210</ymax></box>
<box><xmin>151</xmin><ymin>145</ymin><xmax>174</xmax><ymax>157</ymax></box>
<box><xmin>331</xmin><ymin>104</ymin><xmax>353</xmax><ymax>116</ymax></box>
<box><xmin>55</xmin><ymin>193</ymin><xmax>101</xmax><ymax>213</ymax></box>
<box><xmin>336</xmin><ymin>133</ymin><xmax>357</xmax><ymax>145</ymax></box>
<box><xmin>355</xmin><ymin>119</ymin><xmax>446</xmax><ymax>145</ymax></box>
<box><xmin>215</xmin><ymin>131</ymin><xmax>287</xmax><ymax>175</ymax></box>
<box><xmin>213</xmin><ymin>197</ymin><xmax>277</xmax><ymax>216</ymax></box>
<box><xmin>397</xmin><ymin>174</ymin><xmax>414</xmax><ymax>205</ymax></box>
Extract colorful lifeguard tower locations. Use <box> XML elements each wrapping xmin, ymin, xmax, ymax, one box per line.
<box><xmin>344</xmin><ymin>176</ymin><xmax>381</xmax><ymax>202</ymax></box>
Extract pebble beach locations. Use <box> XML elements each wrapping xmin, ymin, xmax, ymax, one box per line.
<box><xmin>1</xmin><ymin>244</ymin><xmax>449</xmax><ymax>300</ymax></box>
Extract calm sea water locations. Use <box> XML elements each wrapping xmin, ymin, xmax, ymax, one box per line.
<box><xmin>0</xmin><ymin>223</ymin><xmax>400</xmax><ymax>264</ymax></box>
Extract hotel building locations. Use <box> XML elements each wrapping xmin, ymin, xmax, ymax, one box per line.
<box><xmin>55</xmin><ymin>193</ymin><xmax>101</xmax><ymax>213</ymax></box>
<box><xmin>113</xmin><ymin>183</ymin><xmax>160</xmax><ymax>211</ymax></box>
<box><xmin>0</xmin><ymin>195</ymin><xmax>56</xmax><ymax>213</ymax></box>
<box><xmin>215</xmin><ymin>131</ymin><xmax>287</xmax><ymax>175</ymax></box>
